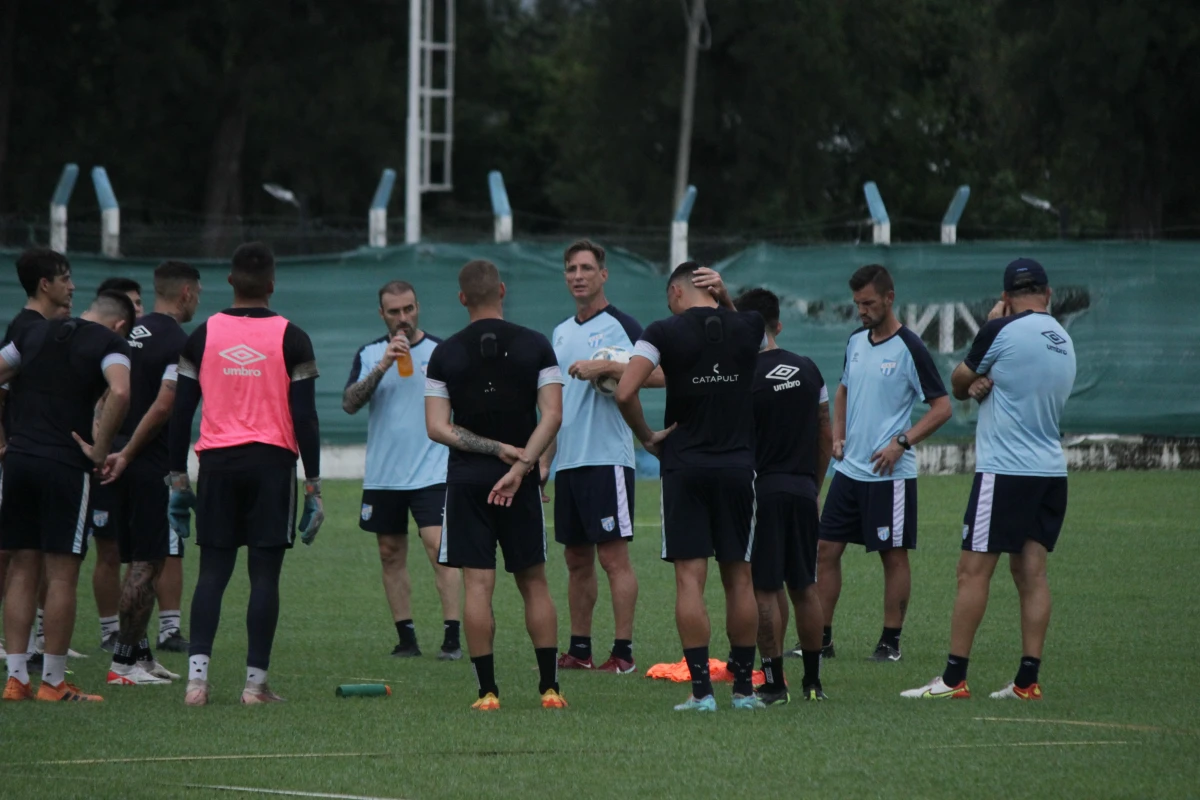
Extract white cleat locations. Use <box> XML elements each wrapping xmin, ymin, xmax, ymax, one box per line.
<box><xmin>107</xmin><ymin>664</ymin><xmax>171</xmax><ymax>685</ymax></box>
<box><xmin>185</xmin><ymin>679</ymin><xmax>210</xmax><ymax>706</ymax></box>
<box><xmin>900</xmin><ymin>675</ymin><xmax>971</xmax><ymax>699</ymax></box>
<box><xmin>989</xmin><ymin>681</ymin><xmax>1042</xmax><ymax>700</ymax></box>
<box><xmin>67</xmin><ymin>648</ymin><xmax>88</xmax><ymax>659</ymax></box>
<box><xmin>139</xmin><ymin>659</ymin><xmax>180</xmax><ymax>681</ymax></box>
<box><xmin>241</xmin><ymin>682</ymin><xmax>286</xmax><ymax>705</ymax></box>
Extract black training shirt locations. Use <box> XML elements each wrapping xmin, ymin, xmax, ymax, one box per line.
<box><xmin>120</xmin><ymin>312</ymin><xmax>189</xmax><ymax>469</ymax></box>
<box><xmin>633</xmin><ymin>306</ymin><xmax>765</xmax><ymax>472</ymax></box>
<box><xmin>424</xmin><ymin>318</ymin><xmax>563</xmax><ymax>485</ymax></box>
<box><xmin>751</xmin><ymin>348</ymin><xmax>828</xmax><ymax>498</ymax></box>
<box><xmin>1</xmin><ymin>318</ymin><xmax>131</xmax><ymax>470</ymax></box>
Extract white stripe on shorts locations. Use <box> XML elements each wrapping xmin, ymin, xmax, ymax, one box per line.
<box><xmin>613</xmin><ymin>466</ymin><xmax>633</xmax><ymax>539</ymax></box>
<box><xmin>73</xmin><ymin>472</ymin><xmax>91</xmax><ymax>554</ymax></box>
<box><xmin>659</xmin><ymin>477</ymin><xmax>667</xmax><ymax>559</ymax></box>
<box><xmin>892</xmin><ymin>479</ymin><xmax>905</xmax><ymax>549</ymax></box>
<box><xmin>439</xmin><ymin>486</ymin><xmax>450</xmax><ymax>564</ymax></box>
<box><xmin>286</xmin><ymin>469</ymin><xmax>297</xmax><ymax>544</ymax></box>
<box><xmin>972</xmin><ymin>473</ymin><xmax>996</xmax><ymax>553</ymax></box>
<box><xmin>744</xmin><ymin>471</ymin><xmax>758</xmax><ymax>562</ymax></box>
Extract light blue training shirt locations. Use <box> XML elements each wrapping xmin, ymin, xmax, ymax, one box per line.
<box><xmin>551</xmin><ymin>305</ymin><xmax>644</xmax><ymax>471</ymax></box>
<box><xmin>964</xmin><ymin>310</ymin><xmax>1076</xmax><ymax>476</ymax></box>
<box><xmin>836</xmin><ymin>326</ymin><xmax>947</xmax><ymax>482</ymax></box>
<box><xmin>346</xmin><ymin>332</ymin><xmax>448</xmax><ymax>490</ymax></box>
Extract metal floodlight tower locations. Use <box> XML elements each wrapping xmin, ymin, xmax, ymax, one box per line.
<box><xmin>405</xmin><ymin>0</ymin><xmax>457</xmax><ymax>244</ymax></box>
<box><xmin>49</xmin><ymin>163</ymin><xmax>80</xmax><ymax>254</ymax></box>
<box><xmin>863</xmin><ymin>181</ymin><xmax>890</xmax><ymax>245</ymax></box>
<box><xmin>941</xmin><ymin>185</ymin><xmax>971</xmax><ymax>244</ymax></box>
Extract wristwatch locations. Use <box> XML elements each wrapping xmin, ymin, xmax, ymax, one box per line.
<box><xmin>897</xmin><ymin>433</ymin><xmax>912</xmax><ymax>450</ymax></box>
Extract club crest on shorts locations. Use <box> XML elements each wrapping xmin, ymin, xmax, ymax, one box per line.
<box><xmin>588</xmin><ymin>332</ymin><xmax>604</xmax><ymax>349</ymax></box>
<box><xmin>361</xmin><ymin>504</ymin><xmax>373</xmax><ymax>521</ymax></box>
<box><xmin>92</xmin><ymin>510</ymin><xmax>108</xmax><ymax>528</ymax></box>
<box><xmin>877</xmin><ymin>526</ymin><xmax>890</xmax><ymax>541</ymax></box>
<box><xmin>601</xmin><ymin>516</ymin><xmax>615</xmax><ymax>532</ymax></box>
<box><xmin>880</xmin><ymin>359</ymin><xmax>898</xmax><ymax>377</ymax></box>
<box><xmin>962</xmin><ymin>524</ymin><xmax>970</xmax><ymax>540</ymax></box>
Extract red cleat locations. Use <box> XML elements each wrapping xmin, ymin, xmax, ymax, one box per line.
<box><xmin>556</xmin><ymin>653</ymin><xmax>594</xmax><ymax>670</ymax></box>
<box><xmin>596</xmin><ymin>654</ymin><xmax>636</xmax><ymax>674</ymax></box>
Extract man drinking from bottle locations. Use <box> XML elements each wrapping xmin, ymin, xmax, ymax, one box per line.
<box><xmin>343</xmin><ymin>280</ymin><xmax>460</xmax><ymax>660</ymax></box>
<box><xmin>166</xmin><ymin>242</ymin><xmax>324</xmax><ymax>707</ymax></box>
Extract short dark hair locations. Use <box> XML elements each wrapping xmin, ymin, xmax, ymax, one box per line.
<box><xmin>154</xmin><ymin>260</ymin><xmax>200</xmax><ymax>299</ymax></box>
<box><xmin>230</xmin><ymin>242</ymin><xmax>275</xmax><ymax>299</ymax></box>
<box><xmin>848</xmin><ymin>264</ymin><xmax>894</xmax><ymax>295</ymax></box>
<box><xmin>93</xmin><ymin>289</ymin><xmax>137</xmax><ymax>333</ymax></box>
<box><xmin>378</xmin><ymin>280</ymin><xmax>417</xmax><ymax>306</ymax></box>
<box><xmin>97</xmin><ymin>277</ymin><xmax>141</xmax><ymax>296</ymax></box>
<box><xmin>734</xmin><ymin>288</ymin><xmax>780</xmax><ymax>327</ymax></box>
<box><xmin>564</xmin><ymin>239</ymin><xmax>606</xmax><ymax>269</ymax></box>
<box><xmin>16</xmin><ymin>248</ymin><xmax>70</xmax><ymax>298</ymax></box>
<box><xmin>667</xmin><ymin>260</ymin><xmax>703</xmax><ymax>287</ymax></box>
<box><xmin>458</xmin><ymin>260</ymin><xmax>502</xmax><ymax>306</ymax></box>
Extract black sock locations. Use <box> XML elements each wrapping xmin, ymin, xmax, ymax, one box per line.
<box><xmin>567</xmin><ymin>635</ymin><xmax>591</xmax><ymax>660</ymax></box>
<box><xmin>611</xmin><ymin>638</ymin><xmax>633</xmax><ymax>661</ymax></box>
<box><xmin>760</xmin><ymin>656</ymin><xmax>785</xmax><ymax>691</ymax></box>
<box><xmin>683</xmin><ymin>646</ymin><xmax>713</xmax><ymax>699</ymax></box>
<box><xmin>801</xmin><ymin>649</ymin><xmax>822</xmax><ymax>688</ymax></box>
<box><xmin>442</xmin><ymin>620</ymin><xmax>460</xmax><ymax>649</ymax></box>
<box><xmin>535</xmin><ymin>647</ymin><xmax>559</xmax><ymax>694</ymax></box>
<box><xmin>396</xmin><ymin>619</ymin><xmax>416</xmax><ymax>645</ymax></box>
<box><xmin>470</xmin><ymin>653</ymin><xmax>497</xmax><ymax>698</ymax></box>
<box><xmin>1014</xmin><ymin>656</ymin><xmax>1041</xmax><ymax>689</ymax></box>
<box><xmin>136</xmin><ymin>638</ymin><xmax>153</xmax><ymax>663</ymax></box>
<box><xmin>880</xmin><ymin>627</ymin><xmax>902</xmax><ymax>649</ymax></box>
<box><xmin>822</xmin><ymin>626</ymin><xmax>833</xmax><ymax>647</ymax></box>
<box><xmin>113</xmin><ymin>641</ymin><xmax>137</xmax><ymax>666</ymax></box>
<box><xmin>942</xmin><ymin>654</ymin><xmax>969</xmax><ymax>686</ymax></box>
<box><xmin>729</xmin><ymin>645</ymin><xmax>756</xmax><ymax>697</ymax></box>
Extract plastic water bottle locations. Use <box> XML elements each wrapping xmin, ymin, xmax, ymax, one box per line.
<box><xmin>395</xmin><ymin>333</ymin><xmax>413</xmax><ymax>377</ymax></box>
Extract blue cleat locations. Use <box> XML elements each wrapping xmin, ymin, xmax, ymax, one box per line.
<box><xmin>731</xmin><ymin>693</ymin><xmax>766</xmax><ymax>710</ymax></box>
<box><xmin>673</xmin><ymin>694</ymin><xmax>718</xmax><ymax>712</ymax></box>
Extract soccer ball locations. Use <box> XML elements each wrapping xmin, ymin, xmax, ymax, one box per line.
<box><xmin>590</xmin><ymin>346</ymin><xmax>631</xmax><ymax>396</ymax></box>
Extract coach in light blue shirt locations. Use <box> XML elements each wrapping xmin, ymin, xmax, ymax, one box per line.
<box><xmin>343</xmin><ymin>280</ymin><xmax>461</xmax><ymax>661</ymax></box>
<box><xmin>539</xmin><ymin>240</ymin><xmax>664</xmax><ymax>674</ymax></box>
<box><xmin>817</xmin><ymin>264</ymin><xmax>953</xmax><ymax>664</ymax></box>
<box><xmin>903</xmin><ymin>257</ymin><xmax>1075</xmax><ymax>701</ymax></box>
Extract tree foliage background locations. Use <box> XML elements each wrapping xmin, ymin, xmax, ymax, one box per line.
<box><xmin>2</xmin><ymin>0</ymin><xmax>1198</xmax><ymax>252</ymax></box>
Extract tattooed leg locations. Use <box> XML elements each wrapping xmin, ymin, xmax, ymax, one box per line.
<box><xmin>118</xmin><ymin>560</ymin><xmax>166</xmax><ymax>649</ymax></box>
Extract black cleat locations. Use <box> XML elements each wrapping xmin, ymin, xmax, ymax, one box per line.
<box><xmin>821</xmin><ymin>643</ymin><xmax>836</xmax><ymax>658</ymax></box>
<box><xmin>158</xmin><ymin>631</ymin><xmax>190</xmax><ymax>653</ymax></box>
<box><xmin>755</xmin><ymin>686</ymin><xmax>790</xmax><ymax>706</ymax></box>
<box><xmin>391</xmin><ymin>642</ymin><xmax>422</xmax><ymax>658</ymax></box>
<box><xmin>801</xmin><ymin>683</ymin><xmax>828</xmax><ymax>701</ymax></box>
<box><xmin>867</xmin><ymin>642</ymin><xmax>901</xmax><ymax>662</ymax></box>
<box><xmin>437</xmin><ymin>645</ymin><xmax>462</xmax><ymax>661</ymax></box>
<box><xmin>100</xmin><ymin>632</ymin><xmax>119</xmax><ymax>653</ymax></box>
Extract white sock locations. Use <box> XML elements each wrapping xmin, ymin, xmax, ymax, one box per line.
<box><xmin>246</xmin><ymin>667</ymin><xmax>267</xmax><ymax>686</ymax></box>
<box><xmin>35</xmin><ymin>608</ymin><xmax>44</xmax><ymax>638</ymax></box>
<box><xmin>158</xmin><ymin>610</ymin><xmax>181</xmax><ymax>641</ymax></box>
<box><xmin>7</xmin><ymin>653</ymin><xmax>29</xmax><ymax>684</ymax></box>
<box><xmin>99</xmin><ymin>615</ymin><xmax>120</xmax><ymax>638</ymax></box>
<box><xmin>42</xmin><ymin>654</ymin><xmax>67</xmax><ymax>687</ymax></box>
<box><xmin>189</xmin><ymin>655</ymin><xmax>210</xmax><ymax>682</ymax></box>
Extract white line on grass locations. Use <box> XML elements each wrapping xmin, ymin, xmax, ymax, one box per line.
<box><xmin>929</xmin><ymin>740</ymin><xmax>1129</xmax><ymax>749</ymax></box>
<box><xmin>183</xmin><ymin>784</ymin><xmax>408</xmax><ymax>800</ymax></box>
<box><xmin>25</xmin><ymin>753</ymin><xmax>395</xmax><ymax>766</ymax></box>
<box><xmin>975</xmin><ymin>717</ymin><xmax>1195</xmax><ymax>735</ymax></box>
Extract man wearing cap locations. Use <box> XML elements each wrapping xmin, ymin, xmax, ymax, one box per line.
<box><xmin>902</xmin><ymin>258</ymin><xmax>1076</xmax><ymax>701</ymax></box>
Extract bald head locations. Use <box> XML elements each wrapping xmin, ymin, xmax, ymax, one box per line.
<box><xmin>458</xmin><ymin>259</ymin><xmax>503</xmax><ymax>307</ymax></box>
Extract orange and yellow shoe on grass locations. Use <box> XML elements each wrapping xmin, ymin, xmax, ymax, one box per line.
<box><xmin>471</xmin><ymin>692</ymin><xmax>500</xmax><ymax>711</ymax></box>
<box><xmin>989</xmin><ymin>681</ymin><xmax>1042</xmax><ymax>700</ymax></box>
<box><xmin>3</xmin><ymin>676</ymin><xmax>33</xmax><ymax>701</ymax></box>
<box><xmin>540</xmin><ymin>688</ymin><xmax>568</xmax><ymax>709</ymax></box>
<box><xmin>36</xmin><ymin>681</ymin><xmax>103</xmax><ymax>702</ymax></box>
<box><xmin>900</xmin><ymin>676</ymin><xmax>970</xmax><ymax>699</ymax></box>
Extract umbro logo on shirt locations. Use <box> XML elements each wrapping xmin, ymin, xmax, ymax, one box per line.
<box><xmin>765</xmin><ymin>364</ymin><xmax>803</xmax><ymax>392</ymax></box>
<box><xmin>1042</xmin><ymin>330</ymin><xmax>1069</xmax><ymax>355</ymax></box>
<box><xmin>219</xmin><ymin>344</ymin><xmax>267</xmax><ymax>377</ymax></box>
<box><xmin>129</xmin><ymin>325</ymin><xmax>152</xmax><ymax>349</ymax></box>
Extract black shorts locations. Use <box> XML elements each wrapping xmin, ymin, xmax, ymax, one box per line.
<box><xmin>0</xmin><ymin>452</ymin><xmax>92</xmax><ymax>556</ymax></box>
<box><xmin>818</xmin><ymin>472</ymin><xmax>918</xmax><ymax>552</ymax></box>
<box><xmin>554</xmin><ymin>465</ymin><xmax>635</xmax><ymax>547</ymax></box>
<box><xmin>88</xmin><ymin>481</ymin><xmax>118</xmax><ymax>541</ymax></box>
<box><xmin>439</xmin><ymin>481</ymin><xmax>546</xmax><ymax>573</ymax></box>
<box><xmin>359</xmin><ymin>486</ymin><xmax>446</xmax><ymax>533</ymax></box>
<box><xmin>752</xmin><ymin>491</ymin><xmax>819</xmax><ymax>591</ymax></box>
<box><xmin>660</xmin><ymin>467</ymin><xmax>756</xmax><ymax>563</ymax></box>
<box><xmin>196</xmin><ymin>465</ymin><xmax>297</xmax><ymax>549</ymax></box>
<box><xmin>107</xmin><ymin>459</ymin><xmax>172</xmax><ymax>563</ymax></box>
<box><xmin>963</xmin><ymin>472</ymin><xmax>1068</xmax><ymax>554</ymax></box>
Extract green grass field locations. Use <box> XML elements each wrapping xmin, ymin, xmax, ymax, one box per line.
<box><xmin>2</xmin><ymin>472</ymin><xmax>1199</xmax><ymax>799</ymax></box>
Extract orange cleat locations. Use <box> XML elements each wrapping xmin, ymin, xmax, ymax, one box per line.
<box><xmin>37</xmin><ymin>680</ymin><xmax>103</xmax><ymax>702</ymax></box>
<box><xmin>540</xmin><ymin>688</ymin><xmax>568</xmax><ymax>709</ymax></box>
<box><xmin>471</xmin><ymin>692</ymin><xmax>500</xmax><ymax>711</ymax></box>
<box><xmin>3</xmin><ymin>676</ymin><xmax>33</xmax><ymax>701</ymax></box>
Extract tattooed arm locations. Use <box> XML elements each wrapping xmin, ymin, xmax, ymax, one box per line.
<box><xmin>424</xmin><ymin>396</ymin><xmax>520</xmax><ymax>463</ymax></box>
<box><xmin>343</xmin><ymin>336</ymin><xmax>408</xmax><ymax>414</ymax></box>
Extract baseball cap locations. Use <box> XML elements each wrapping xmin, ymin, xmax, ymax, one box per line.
<box><xmin>1003</xmin><ymin>258</ymin><xmax>1049</xmax><ymax>292</ymax></box>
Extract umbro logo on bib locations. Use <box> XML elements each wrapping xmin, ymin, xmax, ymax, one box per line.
<box><xmin>219</xmin><ymin>344</ymin><xmax>267</xmax><ymax>377</ymax></box>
